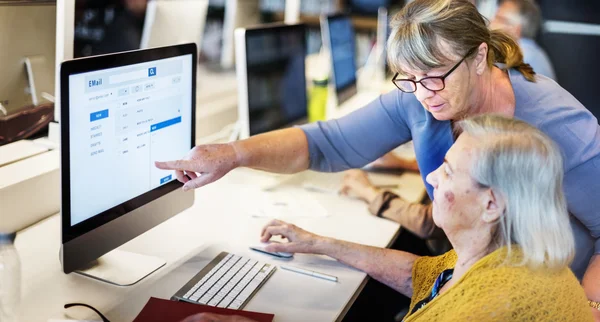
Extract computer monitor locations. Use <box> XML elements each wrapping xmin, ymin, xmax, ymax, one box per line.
<box><xmin>235</xmin><ymin>23</ymin><xmax>308</xmax><ymax>139</ymax></box>
<box><xmin>320</xmin><ymin>14</ymin><xmax>358</xmax><ymax>106</ymax></box>
<box><xmin>0</xmin><ymin>2</ymin><xmax>56</xmax><ymax>115</ymax></box>
<box><xmin>376</xmin><ymin>7</ymin><xmax>390</xmax><ymax>81</ymax></box>
<box><xmin>60</xmin><ymin>44</ymin><xmax>196</xmax><ymax>286</ymax></box>
<box><xmin>220</xmin><ymin>0</ymin><xmax>261</xmax><ymax>69</ymax></box>
<box><xmin>140</xmin><ymin>0</ymin><xmax>209</xmax><ymax>54</ymax></box>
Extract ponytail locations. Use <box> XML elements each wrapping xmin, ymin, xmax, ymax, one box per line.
<box><xmin>488</xmin><ymin>29</ymin><xmax>536</xmax><ymax>82</ymax></box>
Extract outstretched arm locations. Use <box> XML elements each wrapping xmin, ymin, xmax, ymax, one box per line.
<box><xmin>261</xmin><ymin>219</ymin><xmax>419</xmax><ymax>297</ymax></box>
<box><xmin>155</xmin><ymin>128</ymin><xmax>310</xmax><ymax>190</ymax></box>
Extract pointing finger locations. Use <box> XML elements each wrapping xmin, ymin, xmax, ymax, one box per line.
<box><xmin>155</xmin><ymin>159</ymin><xmax>196</xmax><ymax>171</ymax></box>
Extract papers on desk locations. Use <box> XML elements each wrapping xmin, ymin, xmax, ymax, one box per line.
<box><xmin>247</xmin><ymin>189</ymin><xmax>330</xmax><ymax>218</ymax></box>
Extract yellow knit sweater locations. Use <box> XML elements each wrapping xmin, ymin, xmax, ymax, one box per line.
<box><xmin>405</xmin><ymin>247</ymin><xmax>592</xmax><ymax>321</ymax></box>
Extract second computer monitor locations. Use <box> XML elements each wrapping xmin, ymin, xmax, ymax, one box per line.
<box><xmin>235</xmin><ymin>23</ymin><xmax>308</xmax><ymax>139</ymax></box>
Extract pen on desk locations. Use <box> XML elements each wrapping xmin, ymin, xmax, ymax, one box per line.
<box><xmin>280</xmin><ymin>265</ymin><xmax>338</xmax><ymax>282</ymax></box>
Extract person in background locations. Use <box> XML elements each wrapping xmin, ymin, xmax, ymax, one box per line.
<box><xmin>491</xmin><ymin>0</ymin><xmax>556</xmax><ymax>80</ymax></box>
<box><xmin>157</xmin><ymin>0</ymin><xmax>600</xmax><ymax>318</ymax></box>
<box><xmin>181</xmin><ymin>115</ymin><xmax>593</xmax><ymax>322</ymax></box>
<box><xmin>340</xmin><ymin>168</ymin><xmax>443</xmax><ymax>239</ymax></box>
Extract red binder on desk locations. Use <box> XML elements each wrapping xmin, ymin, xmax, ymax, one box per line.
<box><xmin>133</xmin><ymin>297</ymin><xmax>274</xmax><ymax>322</ymax></box>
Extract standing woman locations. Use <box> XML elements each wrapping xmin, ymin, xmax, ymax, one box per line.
<box><xmin>156</xmin><ymin>0</ymin><xmax>600</xmax><ymax>317</ymax></box>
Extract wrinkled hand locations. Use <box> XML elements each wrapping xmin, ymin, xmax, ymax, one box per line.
<box><xmin>180</xmin><ymin>313</ymin><xmax>257</xmax><ymax>322</ymax></box>
<box><xmin>260</xmin><ymin>219</ymin><xmax>325</xmax><ymax>254</ymax></box>
<box><xmin>339</xmin><ymin>170</ymin><xmax>380</xmax><ymax>204</ymax></box>
<box><xmin>155</xmin><ymin>143</ymin><xmax>240</xmax><ymax>191</ymax></box>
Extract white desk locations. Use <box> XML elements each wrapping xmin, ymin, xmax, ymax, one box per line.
<box><xmin>16</xmin><ymin>168</ymin><xmax>401</xmax><ymax>322</ymax></box>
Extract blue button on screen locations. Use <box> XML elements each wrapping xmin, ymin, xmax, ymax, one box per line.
<box><xmin>150</xmin><ymin>116</ymin><xmax>182</xmax><ymax>132</ymax></box>
<box><xmin>148</xmin><ymin>67</ymin><xmax>157</xmax><ymax>77</ymax></box>
<box><xmin>160</xmin><ymin>174</ymin><xmax>172</xmax><ymax>184</ymax></box>
<box><xmin>90</xmin><ymin>109</ymin><xmax>109</xmax><ymax>122</ymax></box>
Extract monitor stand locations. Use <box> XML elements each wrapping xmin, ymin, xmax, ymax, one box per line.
<box><xmin>74</xmin><ymin>249</ymin><xmax>166</xmax><ymax>286</ymax></box>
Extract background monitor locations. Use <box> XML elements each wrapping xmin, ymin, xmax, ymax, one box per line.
<box><xmin>140</xmin><ymin>0</ymin><xmax>209</xmax><ymax>54</ymax></box>
<box><xmin>321</xmin><ymin>14</ymin><xmax>358</xmax><ymax>105</ymax></box>
<box><xmin>376</xmin><ymin>7</ymin><xmax>391</xmax><ymax>80</ymax></box>
<box><xmin>0</xmin><ymin>2</ymin><xmax>56</xmax><ymax>115</ymax></box>
<box><xmin>60</xmin><ymin>44</ymin><xmax>196</xmax><ymax>286</ymax></box>
<box><xmin>235</xmin><ymin>23</ymin><xmax>308</xmax><ymax>139</ymax></box>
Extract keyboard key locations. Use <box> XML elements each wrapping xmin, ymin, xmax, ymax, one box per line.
<box><xmin>199</xmin><ymin>294</ymin><xmax>212</xmax><ymax>304</ymax></box>
<box><xmin>228</xmin><ymin>299</ymin><xmax>244</xmax><ymax>310</ymax></box>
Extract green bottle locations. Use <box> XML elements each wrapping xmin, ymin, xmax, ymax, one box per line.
<box><xmin>308</xmin><ymin>78</ymin><xmax>328</xmax><ymax>123</ymax></box>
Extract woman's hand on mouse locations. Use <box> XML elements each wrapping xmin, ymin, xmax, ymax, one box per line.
<box><xmin>260</xmin><ymin>219</ymin><xmax>329</xmax><ymax>254</ymax></box>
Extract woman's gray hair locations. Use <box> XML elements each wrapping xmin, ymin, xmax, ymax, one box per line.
<box><xmin>456</xmin><ymin>115</ymin><xmax>574</xmax><ymax>270</ymax></box>
<box><xmin>387</xmin><ymin>0</ymin><xmax>536</xmax><ymax>81</ymax></box>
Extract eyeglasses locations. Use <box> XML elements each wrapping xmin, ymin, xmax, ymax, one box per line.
<box><xmin>392</xmin><ymin>47</ymin><xmax>478</xmax><ymax>93</ymax></box>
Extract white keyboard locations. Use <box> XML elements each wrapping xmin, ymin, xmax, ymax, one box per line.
<box><xmin>172</xmin><ymin>252</ymin><xmax>276</xmax><ymax>310</ymax></box>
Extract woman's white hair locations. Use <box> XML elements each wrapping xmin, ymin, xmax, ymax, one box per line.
<box><xmin>457</xmin><ymin>115</ymin><xmax>574</xmax><ymax>270</ymax></box>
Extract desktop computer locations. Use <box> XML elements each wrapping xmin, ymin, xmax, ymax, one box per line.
<box><xmin>60</xmin><ymin>44</ymin><xmax>197</xmax><ymax>285</ymax></box>
<box><xmin>140</xmin><ymin>0</ymin><xmax>209</xmax><ymax>54</ymax></box>
<box><xmin>235</xmin><ymin>23</ymin><xmax>308</xmax><ymax>139</ymax></box>
<box><xmin>0</xmin><ymin>2</ymin><xmax>56</xmax><ymax>114</ymax></box>
<box><xmin>60</xmin><ymin>44</ymin><xmax>276</xmax><ymax>308</ymax></box>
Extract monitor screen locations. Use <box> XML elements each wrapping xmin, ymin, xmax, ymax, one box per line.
<box><xmin>244</xmin><ymin>25</ymin><xmax>307</xmax><ymax>136</ymax></box>
<box><xmin>67</xmin><ymin>54</ymin><xmax>194</xmax><ymax>226</ymax></box>
<box><xmin>327</xmin><ymin>16</ymin><xmax>357</xmax><ymax>93</ymax></box>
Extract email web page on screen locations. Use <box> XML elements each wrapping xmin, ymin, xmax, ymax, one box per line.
<box><xmin>68</xmin><ymin>55</ymin><xmax>193</xmax><ymax>226</ymax></box>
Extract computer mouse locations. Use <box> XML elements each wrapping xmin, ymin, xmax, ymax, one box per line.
<box><xmin>249</xmin><ymin>242</ymin><xmax>293</xmax><ymax>258</ymax></box>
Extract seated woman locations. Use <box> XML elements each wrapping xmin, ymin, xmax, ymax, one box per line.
<box><xmin>181</xmin><ymin>115</ymin><xmax>592</xmax><ymax>321</ymax></box>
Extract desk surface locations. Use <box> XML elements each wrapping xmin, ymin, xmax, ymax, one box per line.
<box><xmin>16</xmin><ymin>168</ymin><xmax>402</xmax><ymax>322</ymax></box>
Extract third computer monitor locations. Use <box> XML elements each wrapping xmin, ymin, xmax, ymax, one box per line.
<box><xmin>321</xmin><ymin>14</ymin><xmax>358</xmax><ymax>106</ymax></box>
